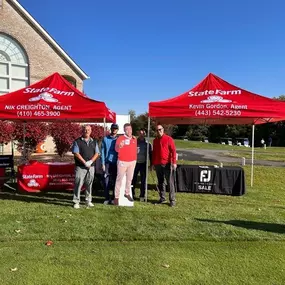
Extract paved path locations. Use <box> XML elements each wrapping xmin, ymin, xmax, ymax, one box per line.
<box><xmin>177</xmin><ymin>148</ymin><xmax>285</xmax><ymax>167</ymax></box>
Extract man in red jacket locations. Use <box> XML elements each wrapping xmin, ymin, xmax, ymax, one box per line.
<box><xmin>152</xmin><ymin>124</ymin><xmax>177</xmax><ymax>207</ymax></box>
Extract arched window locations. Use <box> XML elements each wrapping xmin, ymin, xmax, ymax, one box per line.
<box><xmin>0</xmin><ymin>33</ymin><xmax>29</xmax><ymax>95</ymax></box>
<box><xmin>62</xmin><ymin>75</ymin><xmax>77</xmax><ymax>88</ymax></box>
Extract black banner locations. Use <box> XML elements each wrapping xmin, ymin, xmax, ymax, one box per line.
<box><xmin>0</xmin><ymin>155</ymin><xmax>14</xmax><ymax>169</ymax></box>
<box><xmin>176</xmin><ymin>165</ymin><xmax>246</xmax><ymax>196</ymax></box>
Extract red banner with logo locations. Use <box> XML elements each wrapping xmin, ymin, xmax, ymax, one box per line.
<box><xmin>18</xmin><ymin>161</ymin><xmax>75</xmax><ymax>192</ymax></box>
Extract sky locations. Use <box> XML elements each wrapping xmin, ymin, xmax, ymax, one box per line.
<box><xmin>20</xmin><ymin>0</ymin><xmax>285</xmax><ymax>115</ymax></box>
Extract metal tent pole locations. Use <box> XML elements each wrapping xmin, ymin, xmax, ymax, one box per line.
<box><xmin>23</xmin><ymin>122</ymin><xmax>26</xmax><ymax>162</ymax></box>
<box><xmin>103</xmin><ymin>117</ymin><xmax>106</xmax><ymax>136</ymax></box>
<box><xmin>145</xmin><ymin>116</ymin><xmax>151</xmax><ymax>202</ymax></box>
<box><xmin>250</xmin><ymin>124</ymin><xmax>255</xmax><ymax>187</ymax></box>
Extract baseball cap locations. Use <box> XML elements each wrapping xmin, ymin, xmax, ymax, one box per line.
<box><xmin>111</xmin><ymin>123</ymin><xmax>119</xmax><ymax>129</ymax></box>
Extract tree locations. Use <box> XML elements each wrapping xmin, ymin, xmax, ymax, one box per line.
<box><xmin>90</xmin><ymin>124</ymin><xmax>105</xmax><ymax>140</ymax></box>
<box><xmin>49</xmin><ymin>121</ymin><xmax>81</xmax><ymax>157</ymax></box>
<box><xmin>0</xmin><ymin>121</ymin><xmax>15</xmax><ymax>145</ymax></box>
<box><xmin>13</xmin><ymin>122</ymin><xmax>49</xmax><ymax>160</ymax></box>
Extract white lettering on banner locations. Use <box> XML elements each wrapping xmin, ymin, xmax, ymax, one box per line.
<box><xmin>23</xmin><ymin>174</ymin><xmax>43</xmax><ymax>179</ymax></box>
<box><xmin>16</xmin><ymin>104</ymin><xmax>50</xmax><ymax>110</ymax></box>
<box><xmin>194</xmin><ymin>110</ymin><xmax>242</xmax><ymax>116</ymax></box>
<box><xmin>17</xmin><ymin>111</ymin><xmax>61</xmax><ymax>117</ymax></box>
<box><xmin>24</xmin><ymin>87</ymin><xmax>74</xmax><ymax>96</ymax></box>
<box><xmin>5</xmin><ymin>105</ymin><xmax>15</xmax><ymax>110</ymax></box>
<box><xmin>231</xmin><ymin>104</ymin><xmax>247</xmax><ymax>110</ymax></box>
<box><xmin>189</xmin><ymin>89</ymin><xmax>241</xmax><ymax>97</ymax></box>
<box><xmin>189</xmin><ymin>104</ymin><xmax>204</xmax><ymax>109</ymax></box>
<box><xmin>200</xmin><ymin>170</ymin><xmax>211</xmax><ymax>182</ymax></box>
<box><xmin>53</xmin><ymin>105</ymin><xmax>72</xmax><ymax>111</ymax></box>
<box><xmin>206</xmin><ymin>104</ymin><xmax>228</xmax><ymax>109</ymax></box>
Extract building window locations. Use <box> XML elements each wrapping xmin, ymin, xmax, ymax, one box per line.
<box><xmin>62</xmin><ymin>75</ymin><xmax>76</xmax><ymax>88</ymax></box>
<box><xmin>0</xmin><ymin>33</ymin><xmax>29</xmax><ymax>95</ymax></box>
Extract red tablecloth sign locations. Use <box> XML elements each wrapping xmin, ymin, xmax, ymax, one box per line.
<box><xmin>18</xmin><ymin>161</ymin><xmax>75</xmax><ymax>192</ymax></box>
<box><xmin>0</xmin><ymin>168</ymin><xmax>5</xmax><ymax>188</ymax></box>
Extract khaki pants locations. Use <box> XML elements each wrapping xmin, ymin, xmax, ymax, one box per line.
<box><xmin>115</xmin><ymin>160</ymin><xmax>136</xmax><ymax>199</ymax></box>
<box><xmin>73</xmin><ymin>166</ymin><xmax>95</xmax><ymax>204</ymax></box>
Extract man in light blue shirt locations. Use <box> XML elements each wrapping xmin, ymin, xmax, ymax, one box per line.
<box><xmin>101</xmin><ymin>123</ymin><xmax>119</xmax><ymax>204</ymax></box>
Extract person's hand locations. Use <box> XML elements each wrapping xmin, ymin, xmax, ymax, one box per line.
<box><xmin>171</xmin><ymin>164</ymin><xmax>177</xmax><ymax>171</ymax></box>
<box><xmin>85</xmin><ymin>160</ymin><xmax>93</xmax><ymax>168</ymax></box>
<box><xmin>119</xmin><ymin>140</ymin><xmax>124</xmax><ymax>148</ymax></box>
<box><xmin>102</xmin><ymin>164</ymin><xmax>106</xmax><ymax>172</ymax></box>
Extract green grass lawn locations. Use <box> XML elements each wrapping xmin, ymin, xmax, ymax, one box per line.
<box><xmin>1</xmin><ymin>163</ymin><xmax>285</xmax><ymax>284</ymax></box>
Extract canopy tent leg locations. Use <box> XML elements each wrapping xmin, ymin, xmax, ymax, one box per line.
<box><xmin>23</xmin><ymin>122</ymin><xmax>26</xmax><ymax>162</ymax></box>
<box><xmin>103</xmin><ymin>117</ymin><xmax>106</xmax><ymax>136</ymax></box>
<box><xmin>250</xmin><ymin>124</ymin><xmax>255</xmax><ymax>187</ymax></box>
<box><xmin>145</xmin><ymin>116</ymin><xmax>151</xmax><ymax>202</ymax></box>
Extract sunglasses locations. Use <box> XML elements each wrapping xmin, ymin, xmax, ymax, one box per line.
<box><xmin>156</xmin><ymin>128</ymin><xmax>163</xmax><ymax>132</ymax></box>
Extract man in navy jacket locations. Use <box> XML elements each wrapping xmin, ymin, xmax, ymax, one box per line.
<box><xmin>101</xmin><ymin>123</ymin><xmax>119</xmax><ymax>204</ymax></box>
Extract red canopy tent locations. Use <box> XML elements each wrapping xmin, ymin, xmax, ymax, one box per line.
<box><xmin>149</xmin><ymin>73</ymin><xmax>285</xmax><ymax>125</ymax></box>
<box><xmin>0</xmin><ymin>72</ymin><xmax>116</xmax><ymax>122</ymax></box>
<box><xmin>0</xmin><ymin>72</ymin><xmax>116</xmax><ymax>160</ymax></box>
<box><xmin>146</xmin><ymin>73</ymin><xmax>285</xmax><ymax>193</ymax></box>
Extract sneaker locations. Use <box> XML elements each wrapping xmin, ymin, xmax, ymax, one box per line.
<box><xmin>73</xmin><ymin>203</ymin><xmax>80</xmax><ymax>209</ymax></box>
<box><xmin>170</xmin><ymin>201</ymin><xmax>176</xmax><ymax>207</ymax></box>
<box><xmin>140</xmin><ymin>197</ymin><xmax>145</xmax><ymax>202</ymax></box>
<box><xmin>114</xmin><ymin>198</ymin><xmax>119</xmax><ymax>206</ymax></box>
<box><xmin>103</xmin><ymin>200</ymin><xmax>109</xmax><ymax>205</ymax></box>
<box><xmin>110</xmin><ymin>200</ymin><xmax>114</xmax><ymax>205</ymax></box>
<box><xmin>86</xmin><ymin>202</ymin><xmax>94</xmax><ymax>208</ymax></box>
<box><xmin>124</xmin><ymin>194</ymin><xmax>134</xmax><ymax>202</ymax></box>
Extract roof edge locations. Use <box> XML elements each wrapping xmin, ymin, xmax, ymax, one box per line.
<box><xmin>9</xmin><ymin>0</ymin><xmax>89</xmax><ymax>80</ymax></box>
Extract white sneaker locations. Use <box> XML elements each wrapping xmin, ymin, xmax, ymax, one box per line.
<box><xmin>86</xmin><ymin>202</ymin><xmax>94</xmax><ymax>208</ymax></box>
<box><xmin>140</xmin><ymin>197</ymin><xmax>145</xmax><ymax>202</ymax></box>
<box><xmin>73</xmin><ymin>203</ymin><xmax>80</xmax><ymax>209</ymax></box>
<box><xmin>103</xmin><ymin>200</ymin><xmax>109</xmax><ymax>205</ymax></box>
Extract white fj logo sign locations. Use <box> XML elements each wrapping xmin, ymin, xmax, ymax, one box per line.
<box><xmin>200</xmin><ymin>170</ymin><xmax>211</xmax><ymax>182</ymax></box>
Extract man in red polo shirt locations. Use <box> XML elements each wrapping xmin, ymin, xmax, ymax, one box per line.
<box><xmin>114</xmin><ymin>123</ymin><xmax>137</xmax><ymax>205</ymax></box>
<box><xmin>152</xmin><ymin>124</ymin><xmax>177</xmax><ymax>207</ymax></box>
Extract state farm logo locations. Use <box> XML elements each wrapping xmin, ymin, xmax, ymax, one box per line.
<box><xmin>189</xmin><ymin>89</ymin><xmax>241</xmax><ymax>97</ymax></box>
<box><xmin>29</xmin><ymin>92</ymin><xmax>59</xmax><ymax>103</ymax></box>
<box><xmin>27</xmin><ymin>179</ymin><xmax>39</xmax><ymax>187</ymax></box>
<box><xmin>201</xmin><ymin>96</ymin><xmax>232</xmax><ymax>103</ymax></box>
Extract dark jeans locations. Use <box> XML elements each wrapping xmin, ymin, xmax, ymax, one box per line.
<box><xmin>155</xmin><ymin>164</ymin><xmax>176</xmax><ymax>203</ymax></box>
<box><xmin>132</xmin><ymin>162</ymin><xmax>147</xmax><ymax>198</ymax></box>
<box><xmin>104</xmin><ymin>163</ymin><xmax>117</xmax><ymax>200</ymax></box>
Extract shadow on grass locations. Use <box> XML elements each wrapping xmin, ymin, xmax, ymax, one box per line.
<box><xmin>197</xmin><ymin>218</ymin><xmax>285</xmax><ymax>234</ymax></box>
<box><xmin>0</xmin><ymin>185</ymin><xmax>106</xmax><ymax>207</ymax></box>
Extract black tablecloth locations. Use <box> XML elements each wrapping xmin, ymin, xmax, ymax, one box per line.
<box><xmin>176</xmin><ymin>165</ymin><xmax>246</xmax><ymax>196</ymax></box>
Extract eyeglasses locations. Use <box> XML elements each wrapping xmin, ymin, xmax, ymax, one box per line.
<box><xmin>156</xmin><ymin>128</ymin><xmax>163</xmax><ymax>132</ymax></box>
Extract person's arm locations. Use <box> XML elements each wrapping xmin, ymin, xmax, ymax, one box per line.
<box><xmin>115</xmin><ymin>136</ymin><xmax>123</xmax><ymax>153</ymax></box>
<box><xmin>148</xmin><ymin>142</ymin><xmax>153</xmax><ymax>165</ymax></box>
<box><xmin>169</xmin><ymin>137</ymin><xmax>177</xmax><ymax>166</ymax></box>
<box><xmin>90</xmin><ymin>142</ymin><xmax>100</xmax><ymax>163</ymax></box>
<box><xmin>72</xmin><ymin>141</ymin><xmax>87</xmax><ymax>165</ymax></box>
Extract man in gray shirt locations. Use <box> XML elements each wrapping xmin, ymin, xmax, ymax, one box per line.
<box><xmin>132</xmin><ymin>128</ymin><xmax>152</xmax><ymax>201</ymax></box>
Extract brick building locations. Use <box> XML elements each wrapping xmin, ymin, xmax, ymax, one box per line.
<box><xmin>0</xmin><ymin>0</ymin><xmax>88</xmax><ymax>154</ymax></box>
<box><xmin>0</xmin><ymin>0</ymin><xmax>88</xmax><ymax>96</ymax></box>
